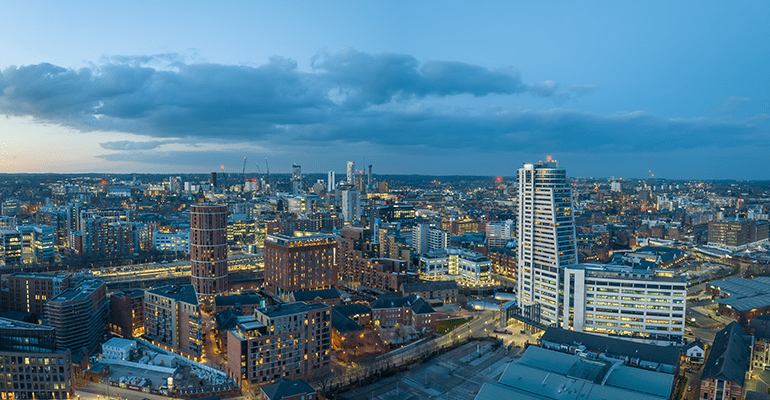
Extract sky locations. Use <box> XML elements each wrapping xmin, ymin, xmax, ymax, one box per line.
<box><xmin>0</xmin><ymin>2</ymin><xmax>768</xmax><ymax>179</ymax></box>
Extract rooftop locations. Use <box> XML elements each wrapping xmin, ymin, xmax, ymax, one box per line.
<box><xmin>260</xmin><ymin>378</ymin><xmax>316</xmax><ymax>400</ymax></box>
<box><xmin>0</xmin><ymin>317</ymin><xmax>56</xmax><ymax>332</ymax></box>
<box><xmin>701</xmin><ymin>321</ymin><xmax>751</xmax><ymax>386</ymax></box>
<box><xmin>539</xmin><ymin>327</ymin><xmax>681</xmax><ymax>367</ymax></box>
<box><xmin>49</xmin><ymin>279</ymin><xmax>105</xmax><ymax>303</ymax></box>
<box><xmin>214</xmin><ymin>294</ymin><xmax>263</xmax><ymax>307</ymax></box>
<box><xmin>402</xmin><ymin>280</ymin><xmax>459</xmax><ymax>293</ymax></box>
<box><xmin>291</xmin><ymin>288</ymin><xmax>340</xmax><ymax>302</ymax></box>
<box><xmin>256</xmin><ymin>302</ymin><xmax>329</xmax><ymax>318</ymax></box>
<box><xmin>147</xmin><ymin>284</ymin><xmax>199</xmax><ymax>305</ymax></box>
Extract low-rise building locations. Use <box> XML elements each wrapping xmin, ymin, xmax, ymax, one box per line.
<box><xmin>419</xmin><ymin>248</ymin><xmax>491</xmax><ymax>285</ymax></box>
<box><xmin>370</xmin><ymin>294</ymin><xmax>436</xmax><ymax>333</ymax></box>
<box><xmin>400</xmin><ymin>281</ymin><xmax>458</xmax><ymax>305</ymax></box>
<box><xmin>700</xmin><ymin>322</ymin><xmax>751</xmax><ymax>400</ymax></box>
<box><xmin>260</xmin><ymin>377</ymin><xmax>318</xmax><ymax>400</ymax></box>
<box><xmin>213</xmin><ymin>293</ymin><xmax>265</xmax><ymax>314</ymax></box>
<box><xmin>102</xmin><ymin>337</ymin><xmax>137</xmax><ymax>360</ymax></box>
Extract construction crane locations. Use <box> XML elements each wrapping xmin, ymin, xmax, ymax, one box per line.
<box><xmin>255</xmin><ymin>162</ymin><xmax>261</xmax><ymax>174</ymax></box>
<box><xmin>242</xmin><ymin>157</ymin><xmax>248</xmax><ymax>183</ymax></box>
<box><xmin>265</xmin><ymin>158</ymin><xmax>270</xmax><ymax>180</ymax></box>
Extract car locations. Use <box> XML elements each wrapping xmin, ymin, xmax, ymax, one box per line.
<box><xmin>687</xmin><ymin>385</ymin><xmax>692</xmax><ymax>392</ymax></box>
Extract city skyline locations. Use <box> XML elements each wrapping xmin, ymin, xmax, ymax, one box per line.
<box><xmin>1</xmin><ymin>2</ymin><xmax>769</xmax><ymax>179</ymax></box>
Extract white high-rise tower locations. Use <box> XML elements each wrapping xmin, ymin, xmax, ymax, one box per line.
<box><xmin>327</xmin><ymin>170</ymin><xmax>336</xmax><ymax>192</ymax></box>
<box><xmin>347</xmin><ymin>161</ymin><xmax>355</xmax><ymax>185</ymax></box>
<box><xmin>517</xmin><ymin>159</ymin><xmax>577</xmax><ymax>327</ymax></box>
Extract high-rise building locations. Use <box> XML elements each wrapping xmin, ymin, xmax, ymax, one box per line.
<box><xmin>327</xmin><ymin>170</ymin><xmax>335</xmax><ymax>192</ymax></box>
<box><xmin>340</xmin><ymin>190</ymin><xmax>361</xmax><ymax>223</ymax></box>
<box><xmin>264</xmin><ymin>234</ymin><xmax>338</xmax><ymax>298</ymax></box>
<box><xmin>292</xmin><ymin>164</ymin><xmax>302</xmax><ymax>195</ymax></box>
<box><xmin>0</xmin><ymin>318</ymin><xmax>74</xmax><ymax>400</ymax></box>
<box><xmin>110</xmin><ymin>289</ymin><xmax>145</xmax><ymax>339</ymax></box>
<box><xmin>517</xmin><ymin>159</ymin><xmax>577</xmax><ymax>327</ymax></box>
<box><xmin>144</xmin><ymin>285</ymin><xmax>202</xmax><ymax>359</ymax></box>
<box><xmin>190</xmin><ymin>204</ymin><xmax>229</xmax><ymax>297</ymax></box>
<box><xmin>45</xmin><ymin>279</ymin><xmax>109</xmax><ymax>356</ymax></box>
<box><xmin>346</xmin><ymin>161</ymin><xmax>355</xmax><ymax>185</ymax></box>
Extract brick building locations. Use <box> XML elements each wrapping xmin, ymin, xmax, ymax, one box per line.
<box><xmin>190</xmin><ymin>204</ymin><xmax>229</xmax><ymax>297</ymax></box>
<box><xmin>5</xmin><ymin>272</ymin><xmax>71</xmax><ymax>318</ymax></box>
<box><xmin>369</xmin><ymin>294</ymin><xmax>436</xmax><ymax>333</ymax></box>
<box><xmin>227</xmin><ymin>302</ymin><xmax>331</xmax><ymax>385</ymax></box>
<box><xmin>109</xmin><ymin>289</ymin><xmax>145</xmax><ymax>339</ymax></box>
<box><xmin>264</xmin><ymin>234</ymin><xmax>338</xmax><ymax>299</ymax></box>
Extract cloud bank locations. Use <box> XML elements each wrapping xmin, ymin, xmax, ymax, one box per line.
<box><xmin>1</xmin><ymin>48</ymin><xmax>766</xmax><ymax>165</ymax></box>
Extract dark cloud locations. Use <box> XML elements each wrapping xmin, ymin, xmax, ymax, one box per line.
<box><xmin>1</xmin><ymin>48</ymin><xmax>766</xmax><ymax>160</ymax></box>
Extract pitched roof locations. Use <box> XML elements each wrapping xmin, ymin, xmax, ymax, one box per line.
<box><xmin>260</xmin><ymin>378</ymin><xmax>316</xmax><ymax>400</ymax></box>
<box><xmin>331</xmin><ymin>308</ymin><xmax>363</xmax><ymax>333</ymax></box>
<box><xmin>214</xmin><ymin>308</ymin><xmax>242</xmax><ymax>331</ymax></box>
<box><xmin>291</xmin><ymin>288</ymin><xmax>340</xmax><ymax>301</ymax></box>
<box><xmin>685</xmin><ymin>340</ymin><xmax>705</xmax><ymax>351</ymax></box>
<box><xmin>701</xmin><ymin>321</ymin><xmax>751</xmax><ymax>386</ymax></box>
<box><xmin>749</xmin><ymin>315</ymin><xmax>770</xmax><ymax>340</ymax></box>
<box><xmin>333</xmin><ymin>303</ymin><xmax>371</xmax><ymax>317</ymax></box>
<box><xmin>370</xmin><ymin>294</ymin><xmax>435</xmax><ymax>314</ymax></box>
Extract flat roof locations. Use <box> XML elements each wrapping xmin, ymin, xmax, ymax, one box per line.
<box><xmin>49</xmin><ymin>279</ymin><xmax>105</xmax><ymax>303</ymax></box>
<box><xmin>256</xmin><ymin>302</ymin><xmax>328</xmax><ymax>318</ymax></box>
<box><xmin>147</xmin><ymin>284</ymin><xmax>198</xmax><ymax>305</ymax></box>
<box><xmin>0</xmin><ymin>317</ymin><xmax>55</xmax><ymax>332</ymax></box>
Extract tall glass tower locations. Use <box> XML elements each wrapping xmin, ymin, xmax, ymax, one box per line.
<box><xmin>516</xmin><ymin>159</ymin><xmax>577</xmax><ymax>327</ymax></box>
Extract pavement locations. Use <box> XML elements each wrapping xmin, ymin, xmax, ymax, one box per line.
<box><xmin>337</xmin><ymin>340</ymin><xmax>520</xmax><ymax>400</ymax></box>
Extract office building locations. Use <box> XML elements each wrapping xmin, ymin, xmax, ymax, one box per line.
<box><xmin>412</xmin><ymin>223</ymin><xmax>449</xmax><ymax>255</ymax></box>
<box><xmin>486</xmin><ymin>219</ymin><xmax>514</xmax><ymax>248</ymax></box>
<box><xmin>228</xmin><ymin>214</ymin><xmax>256</xmax><ymax>246</ymax></box>
<box><xmin>0</xmin><ymin>228</ymin><xmax>22</xmax><ymax>266</ymax></box>
<box><xmin>6</xmin><ymin>272</ymin><xmax>72</xmax><ymax>317</ymax></box>
<box><xmin>0</xmin><ymin>318</ymin><xmax>74</xmax><ymax>400</ymax></box>
<box><xmin>153</xmin><ymin>229</ymin><xmax>190</xmax><ymax>253</ymax></box>
<box><xmin>517</xmin><ymin>159</ymin><xmax>577</xmax><ymax>327</ymax></box>
<box><xmin>144</xmin><ymin>285</ymin><xmax>202</xmax><ymax>359</ymax></box>
<box><xmin>45</xmin><ymin>279</ymin><xmax>109</xmax><ymax>356</ymax></box>
<box><xmin>327</xmin><ymin>170</ymin><xmax>335</xmax><ymax>193</ymax></box>
<box><xmin>264</xmin><ymin>234</ymin><xmax>338</xmax><ymax>298</ymax></box>
<box><xmin>340</xmin><ymin>190</ymin><xmax>361</xmax><ymax>223</ymax></box>
<box><xmin>190</xmin><ymin>203</ymin><xmax>229</xmax><ymax>297</ymax></box>
<box><xmin>377</xmin><ymin>204</ymin><xmax>416</xmax><ymax>227</ymax></box>
<box><xmin>226</xmin><ymin>302</ymin><xmax>331</xmax><ymax>385</ymax></box>
<box><xmin>419</xmin><ymin>248</ymin><xmax>492</xmax><ymax>285</ymax></box>
<box><xmin>708</xmin><ymin>219</ymin><xmax>769</xmax><ymax>251</ymax></box>
<box><xmin>346</xmin><ymin>161</ymin><xmax>355</xmax><ymax>185</ymax></box>
<box><xmin>560</xmin><ymin>262</ymin><xmax>686</xmax><ymax>343</ymax></box>
<box><xmin>109</xmin><ymin>289</ymin><xmax>145</xmax><ymax>339</ymax></box>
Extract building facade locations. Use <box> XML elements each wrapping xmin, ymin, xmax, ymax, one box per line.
<box><xmin>190</xmin><ymin>203</ymin><xmax>229</xmax><ymax>297</ymax></box>
<box><xmin>517</xmin><ymin>160</ymin><xmax>577</xmax><ymax>327</ymax></box>
<box><xmin>143</xmin><ymin>285</ymin><xmax>202</xmax><ymax>359</ymax></box>
<box><xmin>45</xmin><ymin>279</ymin><xmax>109</xmax><ymax>356</ymax></box>
<box><xmin>6</xmin><ymin>272</ymin><xmax>72</xmax><ymax>317</ymax></box>
<box><xmin>562</xmin><ymin>263</ymin><xmax>687</xmax><ymax>343</ymax></box>
<box><xmin>708</xmin><ymin>219</ymin><xmax>769</xmax><ymax>251</ymax></box>
<box><xmin>227</xmin><ymin>302</ymin><xmax>331</xmax><ymax>385</ymax></box>
<box><xmin>264</xmin><ymin>234</ymin><xmax>338</xmax><ymax>298</ymax></box>
<box><xmin>109</xmin><ymin>289</ymin><xmax>145</xmax><ymax>339</ymax></box>
<box><xmin>153</xmin><ymin>229</ymin><xmax>190</xmax><ymax>253</ymax></box>
<box><xmin>0</xmin><ymin>318</ymin><xmax>74</xmax><ymax>400</ymax></box>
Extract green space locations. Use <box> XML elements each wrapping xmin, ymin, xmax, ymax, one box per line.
<box><xmin>436</xmin><ymin>317</ymin><xmax>473</xmax><ymax>334</ymax></box>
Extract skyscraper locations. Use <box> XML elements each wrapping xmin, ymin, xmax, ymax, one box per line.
<box><xmin>292</xmin><ymin>164</ymin><xmax>302</xmax><ymax>195</ymax></box>
<box><xmin>341</xmin><ymin>190</ymin><xmax>361</xmax><ymax>223</ymax></box>
<box><xmin>516</xmin><ymin>159</ymin><xmax>577</xmax><ymax>327</ymax></box>
<box><xmin>191</xmin><ymin>204</ymin><xmax>228</xmax><ymax>297</ymax></box>
<box><xmin>347</xmin><ymin>161</ymin><xmax>355</xmax><ymax>185</ymax></box>
<box><xmin>327</xmin><ymin>170</ymin><xmax>335</xmax><ymax>192</ymax></box>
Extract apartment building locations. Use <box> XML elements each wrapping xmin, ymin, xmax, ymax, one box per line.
<box><xmin>226</xmin><ymin>302</ymin><xmax>331</xmax><ymax>385</ymax></box>
<box><xmin>144</xmin><ymin>285</ymin><xmax>202</xmax><ymax>359</ymax></box>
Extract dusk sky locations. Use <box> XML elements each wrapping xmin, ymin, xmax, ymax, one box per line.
<box><xmin>1</xmin><ymin>2</ymin><xmax>768</xmax><ymax>179</ymax></box>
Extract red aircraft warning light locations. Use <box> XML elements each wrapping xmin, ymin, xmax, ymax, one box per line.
<box><xmin>496</xmin><ymin>176</ymin><xmax>503</xmax><ymax>182</ymax></box>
